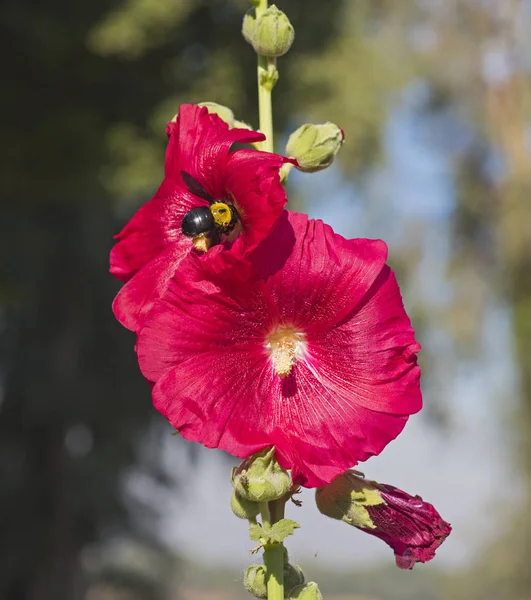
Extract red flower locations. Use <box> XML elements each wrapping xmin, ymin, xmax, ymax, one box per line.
<box><xmin>315</xmin><ymin>471</ymin><xmax>451</xmax><ymax>569</ymax></box>
<box><xmin>136</xmin><ymin>211</ymin><xmax>422</xmax><ymax>487</ymax></box>
<box><xmin>110</xmin><ymin>104</ymin><xmax>291</xmax><ymax>332</ymax></box>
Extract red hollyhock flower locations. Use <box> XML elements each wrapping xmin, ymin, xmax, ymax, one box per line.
<box><xmin>136</xmin><ymin>211</ymin><xmax>422</xmax><ymax>487</ymax></box>
<box><xmin>315</xmin><ymin>471</ymin><xmax>451</xmax><ymax>569</ymax></box>
<box><xmin>110</xmin><ymin>104</ymin><xmax>291</xmax><ymax>332</ymax></box>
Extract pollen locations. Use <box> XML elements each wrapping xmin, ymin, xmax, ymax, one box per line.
<box><xmin>266</xmin><ymin>326</ymin><xmax>306</xmax><ymax>378</ymax></box>
<box><xmin>192</xmin><ymin>233</ymin><xmax>213</xmax><ymax>252</ymax></box>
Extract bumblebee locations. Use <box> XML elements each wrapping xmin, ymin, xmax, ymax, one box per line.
<box><xmin>180</xmin><ymin>171</ymin><xmax>239</xmax><ymax>250</ymax></box>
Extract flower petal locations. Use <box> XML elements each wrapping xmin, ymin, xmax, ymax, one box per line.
<box><xmin>112</xmin><ymin>243</ymin><xmax>190</xmax><ymax>332</ymax></box>
<box><xmin>151</xmin><ymin>350</ymin><xmax>272</xmax><ymax>457</ymax></box>
<box><xmin>308</xmin><ymin>266</ymin><xmax>422</xmax><ymax>415</ymax></box>
<box><xmin>266</xmin><ymin>361</ymin><xmax>412</xmax><ymax>487</ymax></box>
<box><xmin>223</xmin><ymin>150</ymin><xmax>292</xmax><ymax>259</ymax></box>
<box><xmin>367</xmin><ymin>483</ymin><xmax>452</xmax><ymax>569</ymax></box>
<box><xmin>165</xmin><ymin>104</ymin><xmax>265</xmax><ymax>197</ymax></box>
<box><xmin>110</xmin><ymin>178</ymin><xmax>198</xmax><ymax>283</ymax></box>
<box><xmin>252</xmin><ymin>211</ymin><xmax>389</xmax><ymax>331</ymax></box>
<box><xmin>137</xmin><ymin>254</ymin><xmax>276</xmax><ymax>382</ymax></box>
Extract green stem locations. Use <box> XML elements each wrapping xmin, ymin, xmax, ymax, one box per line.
<box><xmin>260</xmin><ymin>501</ymin><xmax>284</xmax><ymax>600</ymax></box>
<box><xmin>256</xmin><ymin>0</ymin><xmax>275</xmax><ymax>152</ymax></box>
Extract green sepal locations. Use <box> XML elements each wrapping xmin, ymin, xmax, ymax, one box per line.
<box><xmin>284</xmin><ymin>563</ymin><xmax>305</xmax><ymax>596</ymax></box>
<box><xmin>289</xmin><ymin>582</ymin><xmax>323</xmax><ymax>600</ymax></box>
<box><xmin>232</xmin><ymin>448</ymin><xmax>292</xmax><ymax>503</ymax></box>
<box><xmin>244</xmin><ymin>565</ymin><xmax>268</xmax><ymax>599</ymax></box>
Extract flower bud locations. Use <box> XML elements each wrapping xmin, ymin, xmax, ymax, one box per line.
<box><xmin>242</xmin><ymin>8</ymin><xmax>258</xmax><ymax>45</ymax></box>
<box><xmin>230</xmin><ymin>490</ymin><xmax>261</xmax><ymax>520</ymax></box>
<box><xmin>286</xmin><ymin>123</ymin><xmax>344</xmax><ymax>173</ymax></box>
<box><xmin>197</xmin><ymin>102</ymin><xmax>235</xmax><ymax>127</ymax></box>
<box><xmin>284</xmin><ymin>563</ymin><xmax>305</xmax><ymax>596</ymax></box>
<box><xmin>248</xmin><ymin>5</ymin><xmax>294</xmax><ymax>58</ymax></box>
<box><xmin>289</xmin><ymin>582</ymin><xmax>323</xmax><ymax>600</ymax></box>
<box><xmin>231</xmin><ymin>448</ymin><xmax>292</xmax><ymax>503</ymax></box>
<box><xmin>316</xmin><ymin>471</ymin><xmax>451</xmax><ymax>570</ymax></box>
<box><xmin>244</xmin><ymin>565</ymin><xmax>267</xmax><ymax>599</ymax></box>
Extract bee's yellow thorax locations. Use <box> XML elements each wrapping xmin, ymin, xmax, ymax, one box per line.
<box><xmin>210</xmin><ymin>202</ymin><xmax>232</xmax><ymax>227</ymax></box>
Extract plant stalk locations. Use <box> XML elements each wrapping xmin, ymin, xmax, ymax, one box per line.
<box><xmin>260</xmin><ymin>501</ymin><xmax>285</xmax><ymax>600</ymax></box>
<box><xmin>256</xmin><ymin>0</ymin><xmax>274</xmax><ymax>152</ymax></box>
<box><xmin>254</xmin><ymin>4</ymin><xmax>282</xmax><ymax>593</ymax></box>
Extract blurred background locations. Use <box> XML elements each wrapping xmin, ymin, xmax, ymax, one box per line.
<box><xmin>1</xmin><ymin>0</ymin><xmax>531</xmax><ymax>598</ymax></box>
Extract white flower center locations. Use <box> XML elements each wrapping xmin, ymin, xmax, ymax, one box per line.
<box><xmin>265</xmin><ymin>326</ymin><xmax>306</xmax><ymax>378</ymax></box>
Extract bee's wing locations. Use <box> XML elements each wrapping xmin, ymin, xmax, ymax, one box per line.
<box><xmin>180</xmin><ymin>171</ymin><xmax>214</xmax><ymax>203</ymax></box>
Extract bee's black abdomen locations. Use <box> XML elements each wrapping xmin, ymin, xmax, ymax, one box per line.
<box><xmin>181</xmin><ymin>207</ymin><xmax>215</xmax><ymax>237</ymax></box>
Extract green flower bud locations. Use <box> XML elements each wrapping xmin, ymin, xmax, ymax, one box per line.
<box><xmin>289</xmin><ymin>582</ymin><xmax>323</xmax><ymax>600</ymax></box>
<box><xmin>230</xmin><ymin>490</ymin><xmax>261</xmax><ymax>520</ymax></box>
<box><xmin>197</xmin><ymin>102</ymin><xmax>235</xmax><ymax>127</ymax></box>
<box><xmin>242</xmin><ymin>8</ymin><xmax>258</xmax><ymax>45</ymax></box>
<box><xmin>284</xmin><ymin>563</ymin><xmax>305</xmax><ymax>596</ymax></box>
<box><xmin>244</xmin><ymin>565</ymin><xmax>268</xmax><ymax>599</ymax></box>
<box><xmin>286</xmin><ymin>123</ymin><xmax>344</xmax><ymax>173</ymax></box>
<box><xmin>249</xmin><ymin>5</ymin><xmax>294</xmax><ymax>58</ymax></box>
<box><xmin>231</xmin><ymin>448</ymin><xmax>292</xmax><ymax>503</ymax></box>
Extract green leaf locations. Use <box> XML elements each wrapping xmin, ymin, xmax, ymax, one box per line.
<box><xmin>265</xmin><ymin>519</ymin><xmax>300</xmax><ymax>543</ymax></box>
<box><xmin>249</xmin><ymin>523</ymin><xmax>264</xmax><ymax>542</ymax></box>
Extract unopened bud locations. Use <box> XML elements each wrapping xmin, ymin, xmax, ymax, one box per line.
<box><xmin>315</xmin><ymin>471</ymin><xmax>452</xmax><ymax>570</ymax></box>
<box><xmin>231</xmin><ymin>448</ymin><xmax>292</xmax><ymax>503</ymax></box>
<box><xmin>289</xmin><ymin>582</ymin><xmax>323</xmax><ymax>600</ymax></box>
<box><xmin>284</xmin><ymin>563</ymin><xmax>305</xmax><ymax>596</ymax></box>
<box><xmin>286</xmin><ymin>123</ymin><xmax>344</xmax><ymax>173</ymax></box>
<box><xmin>242</xmin><ymin>8</ymin><xmax>258</xmax><ymax>45</ymax></box>
<box><xmin>244</xmin><ymin>565</ymin><xmax>268</xmax><ymax>599</ymax></box>
<box><xmin>198</xmin><ymin>102</ymin><xmax>235</xmax><ymax>127</ymax></box>
<box><xmin>230</xmin><ymin>491</ymin><xmax>261</xmax><ymax>520</ymax></box>
<box><xmin>248</xmin><ymin>5</ymin><xmax>294</xmax><ymax>58</ymax></box>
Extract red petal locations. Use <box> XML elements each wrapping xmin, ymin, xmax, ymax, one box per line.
<box><xmin>165</xmin><ymin>104</ymin><xmax>265</xmax><ymax>197</ymax></box>
<box><xmin>151</xmin><ymin>350</ymin><xmax>272</xmax><ymax>457</ymax></box>
<box><xmin>367</xmin><ymin>484</ymin><xmax>452</xmax><ymax>569</ymax></box>
<box><xmin>112</xmin><ymin>243</ymin><xmax>190</xmax><ymax>332</ymax></box>
<box><xmin>137</xmin><ymin>254</ymin><xmax>275</xmax><ymax>382</ymax></box>
<box><xmin>223</xmin><ymin>150</ymin><xmax>292</xmax><ymax>259</ymax></box>
<box><xmin>267</xmin><ymin>362</ymin><xmax>412</xmax><ymax>487</ymax></box>
<box><xmin>308</xmin><ymin>266</ymin><xmax>422</xmax><ymax>415</ymax></box>
<box><xmin>253</xmin><ymin>211</ymin><xmax>389</xmax><ymax>331</ymax></box>
<box><xmin>110</xmin><ymin>178</ymin><xmax>198</xmax><ymax>283</ymax></box>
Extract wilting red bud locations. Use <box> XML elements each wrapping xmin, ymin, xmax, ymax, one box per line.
<box><xmin>315</xmin><ymin>471</ymin><xmax>451</xmax><ymax>570</ymax></box>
